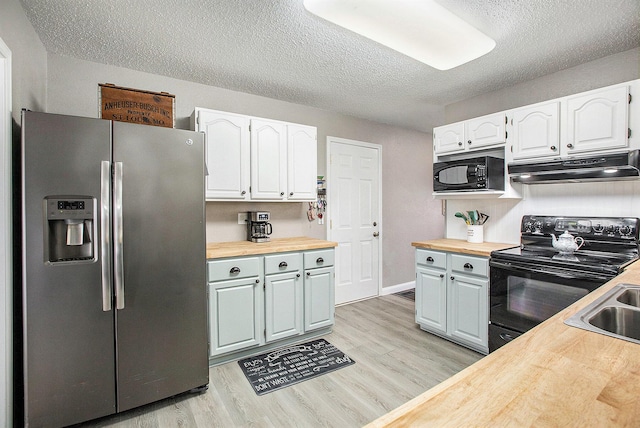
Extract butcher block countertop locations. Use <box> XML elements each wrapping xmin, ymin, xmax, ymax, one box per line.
<box><xmin>206</xmin><ymin>237</ymin><xmax>337</xmax><ymax>259</ymax></box>
<box><xmin>366</xmin><ymin>261</ymin><xmax>640</xmax><ymax>427</ymax></box>
<box><xmin>412</xmin><ymin>238</ymin><xmax>516</xmax><ymax>257</ymax></box>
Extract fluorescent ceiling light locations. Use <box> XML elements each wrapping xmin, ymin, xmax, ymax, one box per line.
<box><xmin>303</xmin><ymin>0</ymin><xmax>496</xmax><ymax>70</ymax></box>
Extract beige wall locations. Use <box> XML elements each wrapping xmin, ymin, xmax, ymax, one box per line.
<box><xmin>45</xmin><ymin>54</ymin><xmax>441</xmax><ymax>290</ymax></box>
<box><xmin>0</xmin><ymin>0</ymin><xmax>48</xmax><ymax>123</ymax></box>
<box><xmin>445</xmin><ymin>48</ymin><xmax>640</xmax><ymax>124</ymax></box>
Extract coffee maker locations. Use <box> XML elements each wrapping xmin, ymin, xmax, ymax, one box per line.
<box><xmin>247</xmin><ymin>211</ymin><xmax>273</xmax><ymax>243</ymax></box>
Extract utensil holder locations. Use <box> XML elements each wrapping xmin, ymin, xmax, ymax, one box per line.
<box><xmin>467</xmin><ymin>225</ymin><xmax>484</xmax><ymax>243</ymax></box>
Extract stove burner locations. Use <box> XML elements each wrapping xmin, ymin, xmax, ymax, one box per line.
<box><xmin>491</xmin><ymin>215</ymin><xmax>640</xmax><ymax>275</ymax></box>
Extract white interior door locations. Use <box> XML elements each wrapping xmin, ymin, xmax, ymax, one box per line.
<box><xmin>328</xmin><ymin>137</ymin><xmax>381</xmax><ymax>304</ymax></box>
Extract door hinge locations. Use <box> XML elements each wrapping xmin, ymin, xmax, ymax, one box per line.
<box><xmin>629</xmin><ymin>94</ymin><xmax>632</xmax><ymax>104</ymax></box>
<box><xmin>264</xmin><ymin>328</ymin><xmax>266</xmax><ymax>338</ymax></box>
<box><xmin>629</xmin><ymin>128</ymin><xmax>632</xmax><ymax>139</ymax></box>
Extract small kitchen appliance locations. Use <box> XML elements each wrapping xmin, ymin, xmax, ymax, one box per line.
<box><xmin>488</xmin><ymin>215</ymin><xmax>640</xmax><ymax>352</ymax></box>
<box><xmin>247</xmin><ymin>211</ymin><xmax>273</xmax><ymax>242</ymax></box>
<box><xmin>433</xmin><ymin>155</ymin><xmax>505</xmax><ymax>192</ymax></box>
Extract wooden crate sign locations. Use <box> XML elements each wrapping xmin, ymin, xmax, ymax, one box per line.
<box><xmin>99</xmin><ymin>84</ymin><xmax>175</xmax><ymax>128</ymax></box>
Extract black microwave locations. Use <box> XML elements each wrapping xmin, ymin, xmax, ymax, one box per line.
<box><xmin>433</xmin><ymin>156</ymin><xmax>505</xmax><ymax>192</ymax></box>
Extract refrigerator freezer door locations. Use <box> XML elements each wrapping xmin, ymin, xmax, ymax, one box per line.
<box><xmin>21</xmin><ymin>111</ymin><xmax>116</xmax><ymax>427</ymax></box>
<box><xmin>112</xmin><ymin>122</ymin><xmax>208</xmax><ymax>412</ymax></box>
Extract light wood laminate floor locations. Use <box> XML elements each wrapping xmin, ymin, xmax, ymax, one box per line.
<box><xmin>81</xmin><ymin>295</ymin><xmax>482</xmax><ymax>427</ymax></box>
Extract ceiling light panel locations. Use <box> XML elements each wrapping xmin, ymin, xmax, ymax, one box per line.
<box><xmin>303</xmin><ymin>0</ymin><xmax>496</xmax><ymax>70</ymax></box>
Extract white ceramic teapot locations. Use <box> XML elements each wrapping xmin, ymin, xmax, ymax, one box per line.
<box><xmin>551</xmin><ymin>231</ymin><xmax>584</xmax><ymax>254</ymax></box>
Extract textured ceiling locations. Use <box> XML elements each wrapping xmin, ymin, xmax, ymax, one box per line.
<box><xmin>18</xmin><ymin>0</ymin><xmax>640</xmax><ymax>132</ymax></box>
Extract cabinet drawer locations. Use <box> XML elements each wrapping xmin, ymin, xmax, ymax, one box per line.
<box><xmin>264</xmin><ymin>252</ymin><xmax>302</xmax><ymax>275</ymax></box>
<box><xmin>416</xmin><ymin>249</ymin><xmax>446</xmax><ymax>270</ymax></box>
<box><xmin>207</xmin><ymin>256</ymin><xmax>261</xmax><ymax>282</ymax></box>
<box><xmin>450</xmin><ymin>254</ymin><xmax>488</xmax><ymax>278</ymax></box>
<box><xmin>304</xmin><ymin>249</ymin><xmax>334</xmax><ymax>269</ymax></box>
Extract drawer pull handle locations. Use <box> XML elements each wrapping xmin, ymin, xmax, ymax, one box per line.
<box><xmin>230</xmin><ymin>267</ymin><xmax>241</xmax><ymax>274</ymax></box>
<box><xmin>463</xmin><ymin>263</ymin><xmax>473</xmax><ymax>270</ymax></box>
<box><xmin>439</xmin><ymin>274</ymin><xmax>444</xmax><ymax>278</ymax></box>
<box><xmin>296</xmin><ymin>273</ymin><xmax>301</xmax><ymax>278</ymax></box>
<box><xmin>307</xmin><ymin>272</ymin><xmax>311</xmax><ymax>276</ymax></box>
<box><xmin>255</xmin><ymin>279</ymin><xmax>260</xmax><ymax>284</ymax></box>
<box><xmin>316</xmin><ymin>257</ymin><xmax>324</xmax><ymax>264</ymax></box>
<box><xmin>426</xmin><ymin>256</ymin><xmax>434</xmax><ymax>262</ymax></box>
<box><xmin>500</xmin><ymin>333</ymin><xmax>515</xmax><ymax>342</ymax></box>
<box><xmin>279</xmin><ymin>261</ymin><xmax>288</xmax><ymax>268</ymax></box>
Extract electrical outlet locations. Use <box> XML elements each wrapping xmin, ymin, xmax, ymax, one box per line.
<box><xmin>238</xmin><ymin>212</ymin><xmax>249</xmax><ymax>224</ymax></box>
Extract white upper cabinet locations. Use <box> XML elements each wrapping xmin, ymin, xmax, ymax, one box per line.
<box><xmin>565</xmin><ymin>85</ymin><xmax>630</xmax><ymax>156</ymax></box>
<box><xmin>509</xmin><ymin>83</ymin><xmax>632</xmax><ymax>161</ymax></box>
<box><xmin>193</xmin><ymin>108</ymin><xmax>318</xmax><ymax>202</ymax></box>
<box><xmin>434</xmin><ymin>113</ymin><xmax>506</xmax><ymax>156</ymax></box>
<box><xmin>195</xmin><ymin>109</ymin><xmax>250</xmax><ymax>200</ymax></box>
<box><xmin>251</xmin><ymin>119</ymin><xmax>287</xmax><ymax>200</ymax></box>
<box><xmin>510</xmin><ymin>101</ymin><xmax>560</xmax><ymax>160</ymax></box>
<box><xmin>434</xmin><ymin>122</ymin><xmax>465</xmax><ymax>155</ymax></box>
<box><xmin>287</xmin><ymin>125</ymin><xmax>318</xmax><ymax>201</ymax></box>
<box><xmin>464</xmin><ymin>113</ymin><xmax>506</xmax><ymax>150</ymax></box>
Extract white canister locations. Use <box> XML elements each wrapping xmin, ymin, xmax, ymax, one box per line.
<box><xmin>467</xmin><ymin>225</ymin><xmax>484</xmax><ymax>243</ymax></box>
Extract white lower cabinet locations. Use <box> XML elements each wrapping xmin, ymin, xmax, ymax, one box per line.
<box><xmin>207</xmin><ymin>248</ymin><xmax>335</xmax><ymax>363</ymax></box>
<box><xmin>264</xmin><ymin>252</ymin><xmax>303</xmax><ymax>342</ymax></box>
<box><xmin>304</xmin><ymin>250</ymin><xmax>336</xmax><ymax>331</ymax></box>
<box><xmin>415</xmin><ymin>249</ymin><xmax>489</xmax><ymax>354</ymax></box>
<box><xmin>208</xmin><ymin>257</ymin><xmax>263</xmax><ymax>357</ymax></box>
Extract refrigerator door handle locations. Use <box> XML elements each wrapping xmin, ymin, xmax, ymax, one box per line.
<box><xmin>100</xmin><ymin>161</ymin><xmax>113</xmax><ymax>311</ymax></box>
<box><xmin>114</xmin><ymin>161</ymin><xmax>125</xmax><ymax>310</ymax></box>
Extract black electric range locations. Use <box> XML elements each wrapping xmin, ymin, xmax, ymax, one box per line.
<box><xmin>488</xmin><ymin>215</ymin><xmax>640</xmax><ymax>352</ymax></box>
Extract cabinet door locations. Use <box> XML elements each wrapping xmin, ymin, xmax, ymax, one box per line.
<box><xmin>287</xmin><ymin>125</ymin><xmax>317</xmax><ymax>201</ymax></box>
<box><xmin>449</xmin><ymin>274</ymin><xmax>488</xmax><ymax>350</ymax></box>
<box><xmin>197</xmin><ymin>109</ymin><xmax>250</xmax><ymax>200</ymax></box>
<box><xmin>566</xmin><ymin>85</ymin><xmax>629</xmax><ymax>155</ymax></box>
<box><xmin>511</xmin><ymin>102</ymin><xmax>560</xmax><ymax>160</ymax></box>
<box><xmin>209</xmin><ymin>276</ymin><xmax>263</xmax><ymax>357</ymax></box>
<box><xmin>251</xmin><ymin>119</ymin><xmax>287</xmax><ymax>200</ymax></box>
<box><xmin>304</xmin><ymin>266</ymin><xmax>335</xmax><ymax>331</ymax></box>
<box><xmin>464</xmin><ymin>113</ymin><xmax>506</xmax><ymax>150</ymax></box>
<box><xmin>265</xmin><ymin>271</ymin><xmax>303</xmax><ymax>342</ymax></box>
<box><xmin>433</xmin><ymin>122</ymin><xmax>465</xmax><ymax>155</ymax></box>
<box><xmin>415</xmin><ymin>266</ymin><xmax>447</xmax><ymax>334</ymax></box>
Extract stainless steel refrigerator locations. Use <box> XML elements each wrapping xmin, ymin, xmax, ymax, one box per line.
<box><xmin>20</xmin><ymin>111</ymin><xmax>208</xmax><ymax>427</ymax></box>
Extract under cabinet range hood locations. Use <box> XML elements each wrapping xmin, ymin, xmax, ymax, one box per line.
<box><xmin>509</xmin><ymin>150</ymin><xmax>640</xmax><ymax>184</ymax></box>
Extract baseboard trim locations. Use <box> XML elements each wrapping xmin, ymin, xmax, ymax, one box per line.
<box><xmin>380</xmin><ymin>281</ymin><xmax>415</xmax><ymax>296</ymax></box>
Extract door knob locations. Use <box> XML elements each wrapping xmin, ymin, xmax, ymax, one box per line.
<box><xmin>373</xmin><ymin>232</ymin><xmax>379</xmax><ymax>237</ymax></box>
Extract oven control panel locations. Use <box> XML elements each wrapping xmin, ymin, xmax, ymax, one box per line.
<box><xmin>522</xmin><ymin>215</ymin><xmax>640</xmax><ymax>240</ymax></box>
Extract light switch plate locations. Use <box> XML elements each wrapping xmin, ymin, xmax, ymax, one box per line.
<box><xmin>238</xmin><ymin>212</ymin><xmax>249</xmax><ymax>224</ymax></box>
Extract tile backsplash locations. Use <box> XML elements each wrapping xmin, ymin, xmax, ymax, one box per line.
<box><xmin>446</xmin><ymin>180</ymin><xmax>640</xmax><ymax>244</ymax></box>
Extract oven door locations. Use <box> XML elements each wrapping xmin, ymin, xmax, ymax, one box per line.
<box><xmin>489</xmin><ymin>259</ymin><xmax>613</xmax><ymax>352</ymax></box>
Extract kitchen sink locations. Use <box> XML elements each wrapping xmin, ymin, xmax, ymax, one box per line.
<box><xmin>565</xmin><ymin>284</ymin><xmax>640</xmax><ymax>345</ymax></box>
<box><xmin>617</xmin><ymin>288</ymin><xmax>640</xmax><ymax>307</ymax></box>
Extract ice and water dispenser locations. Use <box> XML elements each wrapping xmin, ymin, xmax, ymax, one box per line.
<box><xmin>44</xmin><ymin>196</ymin><xmax>97</xmax><ymax>264</ymax></box>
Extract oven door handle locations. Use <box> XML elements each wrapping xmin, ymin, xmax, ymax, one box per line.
<box><xmin>490</xmin><ymin>260</ymin><xmax>612</xmax><ymax>282</ymax></box>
